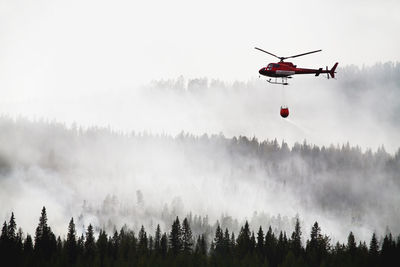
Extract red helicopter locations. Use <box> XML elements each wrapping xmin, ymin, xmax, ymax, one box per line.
<box><xmin>255</xmin><ymin>47</ymin><xmax>338</xmax><ymax>118</ymax></box>
<box><xmin>255</xmin><ymin>47</ymin><xmax>338</xmax><ymax>85</ymax></box>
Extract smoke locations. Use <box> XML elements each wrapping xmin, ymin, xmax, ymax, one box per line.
<box><xmin>0</xmin><ymin>63</ymin><xmax>399</xmax><ymax>244</ymax></box>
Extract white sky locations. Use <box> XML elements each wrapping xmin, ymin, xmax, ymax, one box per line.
<box><xmin>1</xmin><ymin>0</ymin><xmax>399</xmax><ymax>97</ymax></box>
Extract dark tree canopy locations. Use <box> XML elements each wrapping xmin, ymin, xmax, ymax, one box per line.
<box><xmin>0</xmin><ymin>208</ymin><xmax>399</xmax><ymax>267</ymax></box>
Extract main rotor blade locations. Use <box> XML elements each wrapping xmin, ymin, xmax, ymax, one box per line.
<box><xmin>284</xmin><ymin>49</ymin><xmax>322</xmax><ymax>59</ymax></box>
<box><xmin>254</xmin><ymin>47</ymin><xmax>281</xmax><ymax>60</ymax></box>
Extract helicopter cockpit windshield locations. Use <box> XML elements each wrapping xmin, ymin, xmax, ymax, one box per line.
<box><xmin>266</xmin><ymin>64</ymin><xmax>273</xmax><ymax>70</ymax></box>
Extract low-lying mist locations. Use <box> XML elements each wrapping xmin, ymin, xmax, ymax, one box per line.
<box><xmin>0</xmin><ymin>117</ymin><xmax>399</xmax><ymax>244</ymax></box>
<box><xmin>1</xmin><ymin>63</ymin><xmax>399</xmax><ymax>153</ymax></box>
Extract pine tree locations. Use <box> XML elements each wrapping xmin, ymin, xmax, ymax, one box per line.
<box><xmin>169</xmin><ymin>217</ymin><xmax>182</xmax><ymax>255</ymax></box>
<box><xmin>382</xmin><ymin>233</ymin><xmax>396</xmax><ymax>267</ymax></box>
<box><xmin>77</xmin><ymin>234</ymin><xmax>85</xmax><ymax>259</ymax></box>
<box><xmin>224</xmin><ymin>228</ymin><xmax>231</xmax><ymax>254</ymax></box>
<box><xmin>97</xmin><ymin>229</ymin><xmax>108</xmax><ymax>266</ymax></box>
<box><xmin>369</xmin><ymin>232</ymin><xmax>379</xmax><ymax>267</ymax></box>
<box><xmin>291</xmin><ymin>217</ymin><xmax>302</xmax><ymax>256</ymax></box>
<box><xmin>250</xmin><ymin>231</ymin><xmax>256</xmax><ymax>254</ymax></box>
<box><xmin>256</xmin><ymin>226</ymin><xmax>264</xmax><ymax>254</ymax></box>
<box><xmin>347</xmin><ymin>231</ymin><xmax>356</xmax><ymax>257</ymax></box>
<box><xmin>200</xmin><ymin>234</ymin><xmax>207</xmax><ymax>255</ymax></box>
<box><xmin>65</xmin><ymin>217</ymin><xmax>77</xmax><ymax>264</ymax></box>
<box><xmin>34</xmin><ymin>207</ymin><xmax>56</xmax><ymax>258</ymax></box>
<box><xmin>8</xmin><ymin>213</ymin><xmax>16</xmax><ymax>241</ymax></box>
<box><xmin>24</xmin><ymin>234</ymin><xmax>33</xmax><ymax>254</ymax></box>
<box><xmin>182</xmin><ymin>217</ymin><xmax>193</xmax><ymax>253</ymax></box>
<box><xmin>85</xmin><ymin>224</ymin><xmax>96</xmax><ymax>259</ymax></box>
<box><xmin>154</xmin><ymin>224</ymin><xmax>161</xmax><ymax>253</ymax></box>
<box><xmin>0</xmin><ymin>221</ymin><xmax>7</xmax><ymax>242</ymax></box>
<box><xmin>195</xmin><ymin>235</ymin><xmax>202</xmax><ymax>255</ymax></box>
<box><xmin>111</xmin><ymin>230</ymin><xmax>120</xmax><ymax>259</ymax></box>
<box><xmin>160</xmin><ymin>232</ymin><xmax>168</xmax><ymax>257</ymax></box>
<box><xmin>369</xmin><ymin>233</ymin><xmax>379</xmax><ymax>256</ymax></box>
<box><xmin>306</xmin><ymin>221</ymin><xmax>329</xmax><ymax>267</ymax></box>
<box><xmin>138</xmin><ymin>225</ymin><xmax>148</xmax><ymax>255</ymax></box>
<box><xmin>236</xmin><ymin>221</ymin><xmax>251</xmax><ymax>258</ymax></box>
<box><xmin>214</xmin><ymin>224</ymin><xmax>224</xmax><ymax>254</ymax></box>
<box><xmin>0</xmin><ymin>221</ymin><xmax>10</xmax><ymax>267</ymax></box>
<box><xmin>148</xmin><ymin>236</ymin><xmax>154</xmax><ymax>252</ymax></box>
<box><xmin>265</xmin><ymin>226</ymin><xmax>276</xmax><ymax>265</ymax></box>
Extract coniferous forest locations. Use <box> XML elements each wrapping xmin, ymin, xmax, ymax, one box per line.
<box><xmin>1</xmin><ymin>207</ymin><xmax>400</xmax><ymax>267</ymax></box>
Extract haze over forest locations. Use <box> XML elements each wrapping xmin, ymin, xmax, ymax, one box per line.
<box><xmin>1</xmin><ymin>63</ymin><xmax>399</xmax><ymax>245</ymax></box>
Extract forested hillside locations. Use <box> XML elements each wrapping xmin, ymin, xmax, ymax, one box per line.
<box><xmin>0</xmin><ymin>117</ymin><xmax>399</xmax><ymax>242</ymax></box>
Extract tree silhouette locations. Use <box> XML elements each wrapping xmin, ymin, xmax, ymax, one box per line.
<box><xmin>65</xmin><ymin>217</ymin><xmax>77</xmax><ymax>264</ymax></box>
<box><xmin>85</xmin><ymin>224</ymin><xmax>96</xmax><ymax>259</ymax></box>
<box><xmin>169</xmin><ymin>217</ymin><xmax>182</xmax><ymax>255</ymax></box>
<box><xmin>291</xmin><ymin>217</ymin><xmax>302</xmax><ymax>257</ymax></box>
<box><xmin>369</xmin><ymin>232</ymin><xmax>379</xmax><ymax>267</ymax></box>
<box><xmin>1</xmin><ymin>208</ymin><xmax>400</xmax><ymax>267</ymax></box>
<box><xmin>34</xmin><ymin>207</ymin><xmax>56</xmax><ymax>260</ymax></box>
<box><xmin>256</xmin><ymin>226</ymin><xmax>264</xmax><ymax>257</ymax></box>
<box><xmin>182</xmin><ymin>217</ymin><xmax>193</xmax><ymax>253</ymax></box>
<box><xmin>213</xmin><ymin>224</ymin><xmax>224</xmax><ymax>255</ymax></box>
<box><xmin>160</xmin><ymin>232</ymin><xmax>168</xmax><ymax>257</ymax></box>
<box><xmin>138</xmin><ymin>225</ymin><xmax>148</xmax><ymax>255</ymax></box>
<box><xmin>347</xmin><ymin>231</ymin><xmax>357</xmax><ymax>257</ymax></box>
<box><xmin>154</xmin><ymin>224</ymin><xmax>162</xmax><ymax>254</ymax></box>
<box><xmin>236</xmin><ymin>221</ymin><xmax>251</xmax><ymax>258</ymax></box>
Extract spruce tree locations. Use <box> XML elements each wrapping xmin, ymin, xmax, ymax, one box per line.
<box><xmin>214</xmin><ymin>224</ymin><xmax>224</xmax><ymax>254</ymax></box>
<box><xmin>369</xmin><ymin>232</ymin><xmax>379</xmax><ymax>267</ymax></box>
<box><xmin>347</xmin><ymin>231</ymin><xmax>356</xmax><ymax>257</ymax></box>
<box><xmin>8</xmin><ymin>213</ymin><xmax>16</xmax><ymax>241</ymax></box>
<box><xmin>111</xmin><ymin>230</ymin><xmax>120</xmax><ymax>259</ymax></box>
<box><xmin>182</xmin><ymin>217</ymin><xmax>193</xmax><ymax>253</ymax></box>
<box><xmin>291</xmin><ymin>217</ymin><xmax>302</xmax><ymax>256</ymax></box>
<box><xmin>138</xmin><ymin>225</ymin><xmax>148</xmax><ymax>255</ymax></box>
<box><xmin>250</xmin><ymin>231</ymin><xmax>256</xmax><ymax>253</ymax></box>
<box><xmin>85</xmin><ymin>224</ymin><xmax>96</xmax><ymax>259</ymax></box>
<box><xmin>97</xmin><ymin>229</ymin><xmax>108</xmax><ymax>265</ymax></box>
<box><xmin>256</xmin><ymin>226</ymin><xmax>264</xmax><ymax>253</ymax></box>
<box><xmin>0</xmin><ymin>221</ymin><xmax>10</xmax><ymax>267</ymax></box>
<box><xmin>154</xmin><ymin>224</ymin><xmax>161</xmax><ymax>253</ymax></box>
<box><xmin>34</xmin><ymin>207</ymin><xmax>56</xmax><ymax>258</ymax></box>
<box><xmin>24</xmin><ymin>234</ymin><xmax>33</xmax><ymax>255</ymax></box>
<box><xmin>65</xmin><ymin>217</ymin><xmax>77</xmax><ymax>264</ymax></box>
<box><xmin>236</xmin><ymin>221</ymin><xmax>251</xmax><ymax>258</ymax></box>
<box><xmin>224</xmin><ymin>228</ymin><xmax>231</xmax><ymax>254</ymax></box>
<box><xmin>169</xmin><ymin>217</ymin><xmax>182</xmax><ymax>255</ymax></box>
<box><xmin>264</xmin><ymin>226</ymin><xmax>276</xmax><ymax>265</ymax></box>
<box><xmin>369</xmin><ymin>233</ymin><xmax>379</xmax><ymax>256</ymax></box>
<box><xmin>160</xmin><ymin>233</ymin><xmax>168</xmax><ymax>257</ymax></box>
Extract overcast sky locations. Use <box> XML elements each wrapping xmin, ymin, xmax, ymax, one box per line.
<box><xmin>1</xmin><ymin>0</ymin><xmax>399</xmax><ymax>95</ymax></box>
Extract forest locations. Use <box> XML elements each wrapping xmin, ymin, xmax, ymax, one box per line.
<box><xmin>1</xmin><ymin>207</ymin><xmax>399</xmax><ymax>267</ymax></box>
<box><xmin>0</xmin><ymin>116</ymin><xmax>400</xmax><ymax>242</ymax></box>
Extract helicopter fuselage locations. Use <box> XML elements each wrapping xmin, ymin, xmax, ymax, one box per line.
<box><xmin>259</xmin><ymin>62</ymin><xmax>334</xmax><ymax>78</ymax></box>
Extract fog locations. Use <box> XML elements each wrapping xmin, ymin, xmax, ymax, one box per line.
<box><xmin>0</xmin><ymin>63</ymin><xmax>399</xmax><ymax>244</ymax></box>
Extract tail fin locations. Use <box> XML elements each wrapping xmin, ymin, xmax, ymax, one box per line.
<box><xmin>329</xmin><ymin>62</ymin><xmax>338</xmax><ymax>79</ymax></box>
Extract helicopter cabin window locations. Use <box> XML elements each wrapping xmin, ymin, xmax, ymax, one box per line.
<box><xmin>273</xmin><ymin>64</ymin><xmax>280</xmax><ymax>68</ymax></box>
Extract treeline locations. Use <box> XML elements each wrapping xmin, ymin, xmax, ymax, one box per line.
<box><xmin>1</xmin><ymin>207</ymin><xmax>399</xmax><ymax>267</ymax></box>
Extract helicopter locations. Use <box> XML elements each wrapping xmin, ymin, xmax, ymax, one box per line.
<box><xmin>255</xmin><ymin>47</ymin><xmax>338</xmax><ymax>118</ymax></box>
<box><xmin>255</xmin><ymin>47</ymin><xmax>338</xmax><ymax>85</ymax></box>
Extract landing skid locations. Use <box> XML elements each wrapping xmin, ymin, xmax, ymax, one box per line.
<box><xmin>267</xmin><ymin>77</ymin><xmax>290</xmax><ymax>85</ymax></box>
